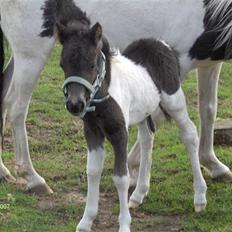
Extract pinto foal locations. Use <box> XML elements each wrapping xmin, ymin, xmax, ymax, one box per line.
<box><xmin>57</xmin><ymin>22</ymin><xmax>207</xmax><ymax>231</ymax></box>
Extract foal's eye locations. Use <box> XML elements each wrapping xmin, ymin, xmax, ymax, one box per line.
<box><xmin>90</xmin><ymin>64</ymin><xmax>95</xmax><ymax>69</ymax></box>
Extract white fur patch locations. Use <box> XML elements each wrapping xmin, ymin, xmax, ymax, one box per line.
<box><xmin>109</xmin><ymin>54</ymin><xmax>160</xmax><ymax>126</ymax></box>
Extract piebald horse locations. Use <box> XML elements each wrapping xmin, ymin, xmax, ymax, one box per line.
<box><xmin>0</xmin><ymin>0</ymin><xmax>231</xmax><ymax>193</ymax></box>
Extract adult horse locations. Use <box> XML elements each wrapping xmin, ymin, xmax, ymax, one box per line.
<box><xmin>0</xmin><ymin>0</ymin><xmax>231</xmax><ymax>193</ymax></box>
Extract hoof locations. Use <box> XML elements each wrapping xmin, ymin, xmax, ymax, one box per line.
<box><xmin>0</xmin><ymin>174</ymin><xmax>16</xmax><ymax>183</ymax></box>
<box><xmin>27</xmin><ymin>183</ymin><xmax>53</xmax><ymax>195</ymax></box>
<box><xmin>128</xmin><ymin>200</ymin><xmax>140</xmax><ymax>209</ymax></box>
<box><xmin>213</xmin><ymin>171</ymin><xmax>232</xmax><ymax>183</ymax></box>
<box><xmin>76</xmin><ymin>229</ymin><xmax>90</xmax><ymax>232</ymax></box>
<box><xmin>195</xmin><ymin>203</ymin><xmax>206</xmax><ymax>213</ymax></box>
<box><xmin>119</xmin><ymin>226</ymin><xmax>130</xmax><ymax>232</ymax></box>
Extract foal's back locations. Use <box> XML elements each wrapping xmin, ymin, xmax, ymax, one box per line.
<box><xmin>109</xmin><ymin>39</ymin><xmax>180</xmax><ymax>126</ymax></box>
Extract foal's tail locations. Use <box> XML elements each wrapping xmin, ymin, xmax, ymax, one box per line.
<box><xmin>0</xmin><ymin>25</ymin><xmax>4</xmax><ymax>141</ymax></box>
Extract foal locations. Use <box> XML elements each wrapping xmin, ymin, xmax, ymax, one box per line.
<box><xmin>57</xmin><ymin>21</ymin><xmax>207</xmax><ymax>232</ymax></box>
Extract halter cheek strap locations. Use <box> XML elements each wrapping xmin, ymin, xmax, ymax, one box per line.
<box><xmin>62</xmin><ymin>51</ymin><xmax>110</xmax><ymax>118</ymax></box>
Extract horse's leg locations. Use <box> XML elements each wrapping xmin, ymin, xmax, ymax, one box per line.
<box><xmin>4</xmin><ymin>48</ymin><xmax>54</xmax><ymax>193</ymax></box>
<box><xmin>161</xmin><ymin>89</ymin><xmax>207</xmax><ymax>212</ymax></box>
<box><xmin>198</xmin><ymin>63</ymin><xmax>232</xmax><ymax>181</ymax></box>
<box><xmin>0</xmin><ymin>1</ymin><xmax>56</xmax><ymax>192</ymax></box>
<box><xmin>77</xmin><ymin>123</ymin><xmax>105</xmax><ymax>232</ymax></box>
<box><xmin>0</xmin><ymin>57</ymin><xmax>15</xmax><ymax>182</ymax></box>
<box><xmin>129</xmin><ymin>119</ymin><xmax>154</xmax><ymax>209</ymax></box>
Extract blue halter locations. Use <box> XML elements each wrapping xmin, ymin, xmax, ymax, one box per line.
<box><xmin>62</xmin><ymin>51</ymin><xmax>110</xmax><ymax>118</ymax></box>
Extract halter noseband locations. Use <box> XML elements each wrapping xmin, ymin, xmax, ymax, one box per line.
<box><xmin>62</xmin><ymin>51</ymin><xmax>110</xmax><ymax>118</ymax></box>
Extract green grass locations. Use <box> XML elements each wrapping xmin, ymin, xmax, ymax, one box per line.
<box><xmin>0</xmin><ymin>44</ymin><xmax>232</xmax><ymax>231</ymax></box>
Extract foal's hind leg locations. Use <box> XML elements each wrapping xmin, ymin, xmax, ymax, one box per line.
<box><xmin>161</xmin><ymin>89</ymin><xmax>207</xmax><ymax>212</ymax></box>
<box><xmin>128</xmin><ymin>107</ymin><xmax>164</xmax><ymax>187</ymax></box>
<box><xmin>129</xmin><ymin>119</ymin><xmax>154</xmax><ymax>209</ymax></box>
<box><xmin>128</xmin><ymin>134</ymin><xmax>140</xmax><ymax>187</ymax></box>
<box><xmin>198</xmin><ymin>63</ymin><xmax>232</xmax><ymax>181</ymax></box>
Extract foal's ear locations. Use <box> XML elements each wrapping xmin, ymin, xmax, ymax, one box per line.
<box><xmin>56</xmin><ymin>22</ymin><xmax>69</xmax><ymax>44</ymax></box>
<box><xmin>89</xmin><ymin>22</ymin><xmax>102</xmax><ymax>46</ymax></box>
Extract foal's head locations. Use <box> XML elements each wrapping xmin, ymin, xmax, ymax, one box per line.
<box><xmin>57</xmin><ymin>22</ymin><xmax>104</xmax><ymax>116</ymax></box>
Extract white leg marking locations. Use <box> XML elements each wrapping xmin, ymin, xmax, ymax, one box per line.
<box><xmin>161</xmin><ymin>89</ymin><xmax>207</xmax><ymax>212</ymax></box>
<box><xmin>77</xmin><ymin>147</ymin><xmax>105</xmax><ymax>232</ymax></box>
<box><xmin>128</xmin><ymin>133</ymin><xmax>140</xmax><ymax>187</ymax></box>
<box><xmin>129</xmin><ymin>120</ymin><xmax>153</xmax><ymax>208</ymax></box>
<box><xmin>198</xmin><ymin>63</ymin><xmax>230</xmax><ymax>178</ymax></box>
<box><xmin>113</xmin><ymin>175</ymin><xmax>131</xmax><ymax>232</ymax></box>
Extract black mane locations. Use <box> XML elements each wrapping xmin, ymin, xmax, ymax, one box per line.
<box><xmin>40</xmin><ymin>0</ymin><xmax>90</xmax><ymax>37</ymax></box>
<box><xmin>101</xmin><ymin>36</ymin><xmax>111</xmax><ymax>90</ymax></box>
<box><xmin>189</xmin><ymin>0</ymin><xmax>232</xmax><ymax>60</ymax></box>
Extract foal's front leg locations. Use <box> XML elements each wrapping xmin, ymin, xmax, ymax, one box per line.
<box><xmin>77</xmin><ymin>123</ymin><xmax>105</xmax><ymax>232</ymax></box>
<box><xmin>107</xmin><ymin>126</ymin><xmax>131</xmax><ymax>232</ymax></box>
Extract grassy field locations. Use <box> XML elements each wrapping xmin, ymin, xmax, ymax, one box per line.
<box><xmin>0</xmin><ymin>44</ymin><xmax>232</xmax><ymax>232</ymax></box>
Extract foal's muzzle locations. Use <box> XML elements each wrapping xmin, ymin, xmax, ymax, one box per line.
<box><xmin>66</xmin><ymin>98</ymin><xmax>86</xmax><ymax>116</ymax></box>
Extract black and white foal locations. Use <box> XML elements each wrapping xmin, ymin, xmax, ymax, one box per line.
<box><xmin>57</xmin><ymin>21</ymin><xmax>207</xmax><ymax>232</ymax></box>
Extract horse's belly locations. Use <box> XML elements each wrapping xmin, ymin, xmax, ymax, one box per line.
<box><xmin>128</xmin><ymin>90</ymin><xmax>160</xmax><ymax>126</ymax></box>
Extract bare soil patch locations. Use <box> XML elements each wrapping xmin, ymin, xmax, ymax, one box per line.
<box><xmin>37</xmin><ymin>190</ymin><xmax>183</xmax><ymax>232</ymax></box>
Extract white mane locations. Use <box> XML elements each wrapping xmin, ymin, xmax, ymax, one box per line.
<box><xmin>206</xmin><ymin>0</ymin><xmax>232</xmax><ymax>55</ymax></box>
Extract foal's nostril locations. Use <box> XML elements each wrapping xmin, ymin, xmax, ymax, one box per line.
<box><xmin>66</xmin><ymin>100</ymin><xmax>85</xmax><ymax>115</ymax></box>
<box><xmin>77</xmin><ymin>101</ymin><xmax>85</xmax><ymax>112</ymax></box>
<box><xmin>73</xmin><ymin>101</ymin><xmax>85</xmax><ymax>113</ymax></box>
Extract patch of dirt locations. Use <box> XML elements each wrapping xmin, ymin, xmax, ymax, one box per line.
<box><xmin>37</xmin><ymin>191</ymin><xmax>86</xmax><ymax>211</ymax></box>
<box><xmin>93</xmin><ymin>192</ymin><xmax>183</xmax><ymax>232</ymax></box>
<box><xmin>36</xmin><ymin>190</ymin><xmax>183</xmax><ymax>232</ymax></box>
<box><xmin>37</xmin><ymin>198</ymin><xmax>58</xmax><ymax>211</ymax></box>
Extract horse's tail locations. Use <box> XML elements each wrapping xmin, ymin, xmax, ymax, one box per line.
<box><xmin>0</xmin><ymin>25</ymin><xmax>4</xmax><ymax>142</ymax></box>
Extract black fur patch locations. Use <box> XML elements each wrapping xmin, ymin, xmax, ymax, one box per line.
<box><xmin>84</xmin><ymin>96</ymin><xmax>128</xmax><ymax>177</ymax></box>
<box><xmin>123</xmin><ymin>39</ymin><xmax>180</xmax><ymax>95</ymax></box>
<box><xmin>40</xmin><ymin>0</ymin><xmax>90</xmax><ymax>37</ymax></box>
<box><xmin>189</xmin><ymin>0</ymin><xmax>232</xmax><ymax>60</ymax></box>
